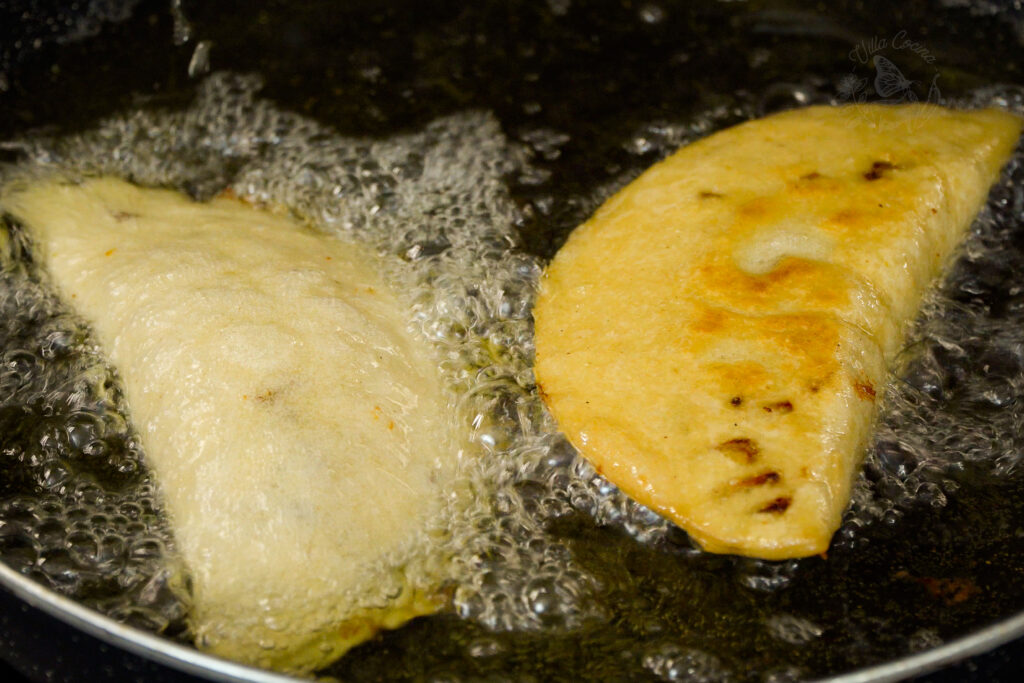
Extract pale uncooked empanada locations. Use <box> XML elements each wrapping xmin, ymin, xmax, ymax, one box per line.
<box><xmin>1</xmin><ymin>177</ymin><xmax>458</xmax><ymax>671</ymax></box>
<box><xmin>534</xmin><ymin>105</ymin><xmax>1022</xmax><ymax>560</ymax></box>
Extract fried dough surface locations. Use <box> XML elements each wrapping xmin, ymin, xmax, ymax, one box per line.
<box><xmin>1</xmin><ymin>177</ymin><xmax>456</xmax><ymax>671</ymax></box>
<box><xmin>534</xmin><ymin>105</ymin><xmax>1022</xmax><ymax>559</ymax></box>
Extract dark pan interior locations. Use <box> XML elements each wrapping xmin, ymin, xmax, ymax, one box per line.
<box><xmin>2</xmin><ymin>1</ymin><xmax>1024</xmax><ymax>681</ymax></box>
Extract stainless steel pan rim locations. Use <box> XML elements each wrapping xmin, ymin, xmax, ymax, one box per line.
<box><xmin>812</xmin><ymin>615</ymin><xmax>1024</xmax><ymax>683</ymax></box>
<box><xmin>0</xmin><ymin>560</ymin><xmax>291</xmax><ymax>683</ymax></box>
<box><xmin>4</xmin><ymin>555</ymin><xmax>1024</xmax><ymax>683</ymax></box>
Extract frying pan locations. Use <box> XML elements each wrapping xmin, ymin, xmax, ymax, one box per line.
<box><xmin>2</xmin><ymin>1</ymin><xmax>1024</xmax><ymax>681</ymax></box>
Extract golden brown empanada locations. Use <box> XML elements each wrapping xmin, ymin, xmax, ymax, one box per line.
<box><xmin>534</xmin><ymin>105</ymin><xmax>1022</xmax><ymax>559</ymax></box>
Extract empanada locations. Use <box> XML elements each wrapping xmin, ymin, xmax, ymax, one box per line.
<box><xmin>534</xmin><ymin>105</ymin><xmax>1022</xmax><ymax>559</ymax></box>
<box><xmin>1</xmin><ymin>177</ymin><xmax>458</xmax><ymax>671</ymax></box>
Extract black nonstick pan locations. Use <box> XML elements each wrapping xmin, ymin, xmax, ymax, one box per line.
<box><xmin>2</xmin><ymin>1</ymin><xmax>1024</xmax><ymax>681</ymax></box>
